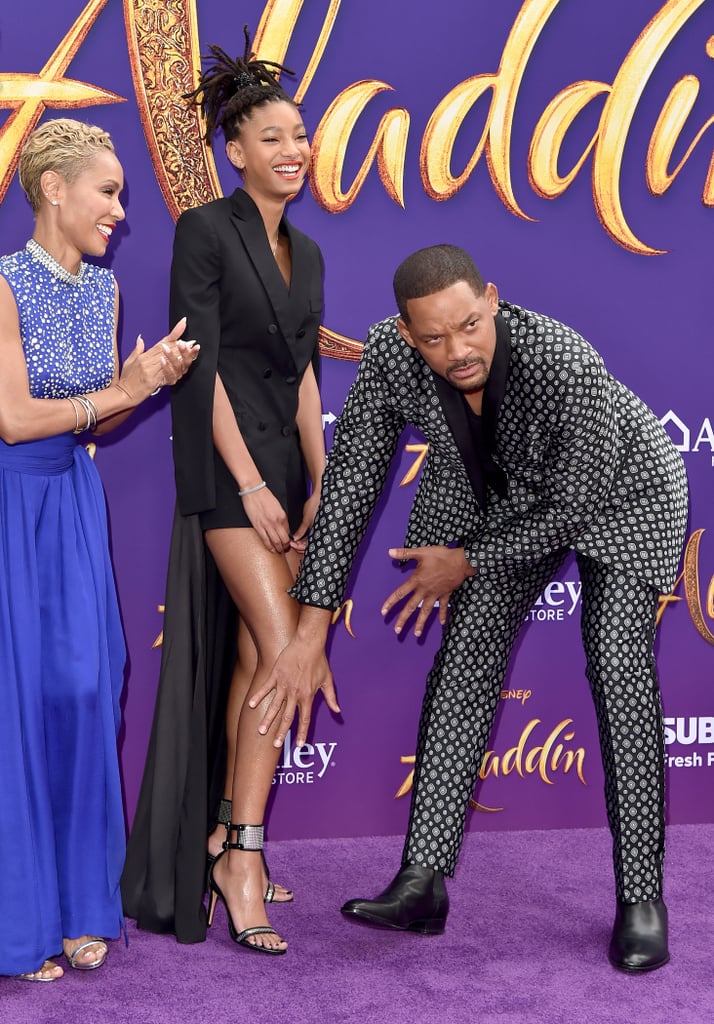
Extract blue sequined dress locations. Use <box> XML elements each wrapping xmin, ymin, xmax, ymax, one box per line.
<box><xmin>0</xmin><ymin>244</ymin><xmax>126</xmax><ymax>975</ymax></box>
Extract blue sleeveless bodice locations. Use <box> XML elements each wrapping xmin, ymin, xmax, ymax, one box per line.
<box><xmin>0</xmin><ymin>242</ymin><xmax>116</xmax><ymax>400</ymax></box>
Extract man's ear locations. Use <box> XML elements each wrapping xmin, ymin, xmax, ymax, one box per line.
<box><xmin>397</xmin><ymin>317</ymin><xmax>416</xmax><ymax>349</ymax></box>
<box><xmin>484</xmin><ymin>281</ymin><xmax>499</xmax><ymax>314</ymax></box>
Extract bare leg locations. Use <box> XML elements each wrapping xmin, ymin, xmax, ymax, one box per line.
<box><xmin>205</xmin><ymin>528</ymin><xmax>301</xmax><ymax>952</ymax></box>
<box><xmin>206</xmin><ymin>621</ymin><xmax>256</xmax><ymax>859</ymax></box>
<box><xmin>206</xmin><ymin>596</ymin><xmax>293</xmax><ymax>901</ymax></box>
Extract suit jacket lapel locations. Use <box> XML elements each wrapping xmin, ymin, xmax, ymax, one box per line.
<box><xmin>482</xmin><ymin>312</ymin><xmax>511</xmax><ymax>448</ymax></box>
<box><xmin>430</xmin><ymin>309</ymin><xmax>512</xmax><ymax>506</ymax></box>
<box><xmin>283</xmin><ymin>218</ymin><xmax>310</xmax><ymax>309</ymax></box>
<box><xmin>228</xmin><ymin>189</ymin><xmax>299</xmax><ymax>366</ymax></box>
<box><xmin>430</xmin><ymin>371</ymin><xmax>487</xmax><ymax>506</ymax></box>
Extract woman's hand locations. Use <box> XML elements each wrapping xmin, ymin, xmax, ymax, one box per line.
<box><xmin>116</xmin><ymin>317</ymin><xmax>199</xmax><ymax>403</ymax></box>
<box><xmin>242</xmin><ymin>486</ymin><xmax>292</xmax><ymax>553</ymax></box>
<box><xmin>289</xmin><ymin>488</ymin><xmax>321</xmax><ymax>552</ymax></box>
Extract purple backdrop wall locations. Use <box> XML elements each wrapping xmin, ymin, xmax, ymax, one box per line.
<box><xmin>1</xmin><ymin>0</ymin><xmax>712</xmax><ymax>841</ymax></box>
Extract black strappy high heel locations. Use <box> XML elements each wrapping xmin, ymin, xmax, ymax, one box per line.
<box><xmin>206</xmin><ymin>800</ymin><xmax>292</xmax><ymax>903</ymax></box>
<box><xmin>207</xmin><ymin>824</ymin><xmax>287</xmax><ymax>956</ymax></box>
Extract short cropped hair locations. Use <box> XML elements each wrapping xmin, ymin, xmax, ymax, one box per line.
<box><xmin>393</xmin><ymin>244</ymin><xmax>486</xmax><ymax>321</ymax></box>
<box><xmin>18</xmin><ymin>118</ymin><xmax>115</xmax><ymax>213</ymax></box>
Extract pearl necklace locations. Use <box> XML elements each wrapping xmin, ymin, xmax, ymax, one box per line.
<box><xmin>26</xmin><ymin>238</ymin><xmax>85</xmax><ymax>286</ymax></box>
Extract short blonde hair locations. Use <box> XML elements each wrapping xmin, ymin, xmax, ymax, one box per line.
<box><xmin>18</xmin><ymin>118</ymin><xmax>115</xmax><ymax>213</ymax></box>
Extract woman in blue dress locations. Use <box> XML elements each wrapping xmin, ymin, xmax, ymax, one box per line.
<box><xmin>0</xmin><ymin>118</ymin><xmax>198</xmax><ymax>982</ymax></box>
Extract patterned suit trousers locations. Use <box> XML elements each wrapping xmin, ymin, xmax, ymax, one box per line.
<box><xmin>402</xmin><ymin>551</ymin><xmax>664</xmax><ymax>903</ymax></box>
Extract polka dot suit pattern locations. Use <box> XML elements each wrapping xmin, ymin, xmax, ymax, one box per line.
<box><xmin>293</xmin><ymin>301</ymin><xmax>688</xmax><ymax>902</ymax></box>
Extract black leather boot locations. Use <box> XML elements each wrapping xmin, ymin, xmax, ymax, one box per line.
<box><xmin>608</xmin><ymin>898</ymin><xmax>669</xmax><ymax>972</ymax></box>
<box><xmin>340</xmin><ymin>864</ymin><xmax>449</xmax><ymax>935</ymax></box>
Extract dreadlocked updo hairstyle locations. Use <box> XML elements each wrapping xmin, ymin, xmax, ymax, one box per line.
<box><xmin>185</xmin><ymin>26</ymin><xmax>298</xmax><ymax>145</ymax></box>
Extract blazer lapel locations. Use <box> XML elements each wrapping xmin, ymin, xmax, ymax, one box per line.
<box><xmin>228</xmin><ymin>190</ymin><xmax>298</xmax><ymax>365</ymax></box>
<box><xmin>482</xmin><ymin>312</ymin><xmax>511</xmax><ymax>448</ymax></box>
<box><xmin>429</xmin><ymin>310</ymin><xmax>512</xmax><ymax>506</ymax></box>
<box><xmin>283</xmin><ymin>218</ymin><xmax>310</xmax><ymax>305</ymax></box>
<box><xmin>431</xmin><ymin>371</ymin><xmax>487</xmax><ymax>506</ymax></box>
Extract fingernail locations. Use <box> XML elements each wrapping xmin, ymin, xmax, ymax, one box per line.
<box><xmin>161</xmin><ymin>342</ymin><xmax>171</xmax><ymax>353</ymax></box>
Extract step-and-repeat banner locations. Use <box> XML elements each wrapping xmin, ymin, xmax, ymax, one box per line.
<box><xmin>1</xmin><ymin>0</ymin><xmax>712</xmax><ymax>840</ymax></box>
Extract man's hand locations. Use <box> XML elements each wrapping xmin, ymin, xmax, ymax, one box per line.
<box><xmin>382</xmin><ymin>546</ymin><xmax>476</xmax><ymax>637</ymax></box>
<box><xmin>249</xmin><ymin>608</ymin><xmax>340</xmax><ymax>747</ymax></box>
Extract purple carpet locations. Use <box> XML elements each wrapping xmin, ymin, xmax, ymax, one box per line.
<box><xmin>2</xmin><ymin>823</ymin><xmax>711</xmax><ymax>1024</ymax></box>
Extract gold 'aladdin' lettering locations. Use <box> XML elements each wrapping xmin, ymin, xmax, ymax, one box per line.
<box><xmin>396</xmin><ymin>718</ymin><xmax>587</xmax><ymax>814</ymax></box>
<box><xmin>301</xmin><ymin>0</ymin><xmax>714</xmax><ymax>253</ymax></box>
<box><xmin>331</xmin><ymin>599</ymin><xmax>357</xmax><ymax>637</ymax></box>
<box><xmin>0</xmin><ymin>0</ymin><xmax>123</xmax><ymax>204</ymax></box>
<box><xmin>2</xmin><ymin>2</ymin><xmax>712</xmax><ymax>253</ymax></box>
<box><xmin>657</xmin><ymin>529</ymin><xmax>714</xmax><ymax>645</ymax></box>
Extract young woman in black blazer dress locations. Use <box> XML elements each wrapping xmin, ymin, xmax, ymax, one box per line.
<box><xmin>122</xmin><ymin>39</ymin><xmax>338</xmax><ymax>955</ymax></box>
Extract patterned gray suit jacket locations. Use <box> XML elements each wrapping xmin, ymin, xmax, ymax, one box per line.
<box><xmin>293</xmin><ymin>301</ymin><xmax>688</xmax><ymax>609</ymax></box>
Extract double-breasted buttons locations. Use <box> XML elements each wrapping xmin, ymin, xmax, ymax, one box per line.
<box><xmin>263</xmin><ymin>368</ymin><xmax>272</xmax><ymax>379</ymax></box>
<box><xmin>285</xmin><ymin>375</ymin><xmax>297</xmax><ymax>385</ymax></box>
<box><xmin>280</xmin><ymin>425</ymin><xmax>291</xmax><ymax>437</ymax></box>
<box><xmin>267</xmin><ymin>323</ymin><xmax>278</xmax><ymax>335</ymax></box>
<box><xmin>296</xmin><ymin>328</ymin><xmax>306</xmax><ymax>338</ymax></box>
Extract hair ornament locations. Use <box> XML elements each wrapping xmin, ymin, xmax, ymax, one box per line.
<box><xmin>234</xmin><ymin>70</ymin><xmax>257</xmax><ymax>91</ymax></box>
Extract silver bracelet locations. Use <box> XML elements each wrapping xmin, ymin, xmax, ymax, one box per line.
<box><xmin>67</xmin><ymin>396</ymin><xmax>82</xmax><ymax>434</ymax></box>
<box><xmin>239</xmin><ymin>480</ymin><xmax>267</xmax><ymax>497</ymax></box>
<box><xmin>78</xmin><ymin>395</ymin><xmax>99</xmax><ymax>431</ymax></box>
<box><xmin>75</xmin><ymin>396</ymin><xmax>95</xmax><ymax>432</ymax></box>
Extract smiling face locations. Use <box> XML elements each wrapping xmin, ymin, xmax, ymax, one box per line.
<box><xmin>45</xmin><ymin>148</ymin><xmax>125</xmax><ymax>260</ymax></box>
<box><xmin>397</xmin><ymin>280</ymin><xmax>499</xmax><ymax>411</ymax></box>
<box><xmin>225</xmin><ymin>99</ymin><xmax>310</xmax><ymax>202</ymax></box>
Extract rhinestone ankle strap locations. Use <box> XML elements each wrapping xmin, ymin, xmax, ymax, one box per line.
<box><xmin>224</xmin><ymin>824</ymin><xmax>264</xmax><ymax>852</ymax></box>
